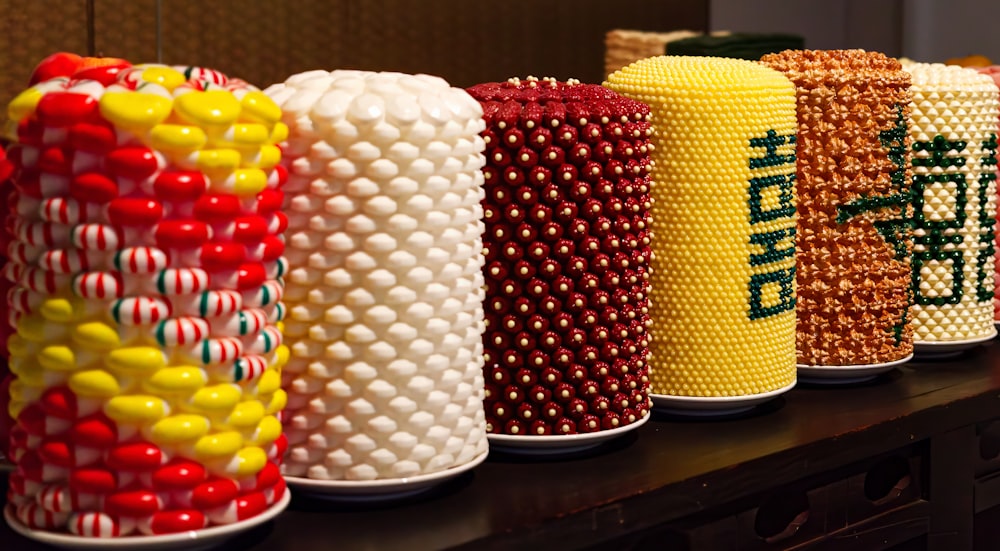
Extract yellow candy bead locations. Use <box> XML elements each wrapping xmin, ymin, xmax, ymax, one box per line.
<box><xmin>194</xmin><ymin>431</ymin><xmax>243</xmax><ymax>457</ymax></box>
<box><xmin>226</xmin><ymin>123</ymin><xmax>270</xmax><ymax>146</ymax></box>
<box><xmin>150</xmin><ymin>124</ymin><xmax>208</xmax><ymax>152</ymax></box>
<box><xmin>7</xmin><ymin>334</ymin><xmax>31</xmax><ymax>358</ymax></box>
<box><xmin>232</xmin><ymin>447</ymin><xmax>267</xmax><ymax>477</ymax></box>
<box><xmin>239</xmin><ymin>91</ymin><xmax>282</xmax><ymax>124</ymax></box>
<box><xmin>144</xmin><ymin>366</ymin><xmax>208</xmax><ymax>394</ymax></box>
<box><xmin>40</xmin><ymin>297</ymin><xmax>82</xmax><ymax>322</ymax></box>
<box><xmin>174</xmin><ymin>90</ymin><xmax>241</xmax><ymax>128</ymax></box>
<box><xmin>195</xmin><ymin>149</ymin><xmax>241</xmax><ymax>171</ymax></box>
<box><xmin>8</xmin><ymin>87</ymin><xmax>43</xmax><ymax>122</ymax></box>
<box><xmin>105</xmin><ymin>395</ymin><xmax>169</xmax><ymax>423</ymax></box>
<box><xmin>99</xmin><ymin>91</ymin><xmax>173</xmax><ymax>130</ymax></box>
<box><xmin>190</xmin><ymin>384</ymin><xmax>242</xmax><ymax>411</ymax></box>
<box><xmin>255</xmin><ymin>369</ymin><xmax>281</xmax><ymax>396</ymax></box>
<box><xmin>16</xmin><ymin>315</ymin><xmax>49</xmax><ymax>342</ymax></box>
<box><xmin>38</xmin><ymin>344</ymin><xmax>78</xmax><ymax>371</ymax></box>
<box><xmin>228</xmin><ymin>168</ymin><xmax>268</xmax><ymax>195</ymax></box>
<box><xmin>274</xmin><ymin>344</ymin><xmax>289</xmax><ymax>369</ymax></box>
<box><xmin>136</xmin><ymin>65</ymin><xmax>186</xmax><ymax>90</ymax></box>
<box><xmin>151</xmin><ymin>414</ymin><xmax>210</xmax><ymax>444</ymax></box>
<box><xmin>244</xmin><ymin>144</ymin><xmax>281</xmax><ymax>170</ymax></box>
<box><xmin>225</xmin><ymin>401</ymin><xmax>265</xmax><ymax>428</ymax></box>
<box><xmin>71</xmin><ymin>321</ymin><xmax>122</xmax><ymax>351</ymax></box>
<box><xmin>269</xmin><ymin>122</ymin><xmax>289</xmax><ymax>143</ymax></box>
<box><xmin>251</xmin><ymin>415</ymin><xmax>281</xmax><ymax>445</ymax></box>
<box><xmin>68</xmin><ymin>369</ymin><xmax>122</xmax><ymax>399</ymax></box>
<box><xmin>106</xmin><ymin>346</ymin><xmax>167</xmax><ymax>373</ymax></box>
<box><xmin>264</xmin><ymin>388</ymin><xmax>287</xmax><ymax>415</ymax></box>
<box><xmin>11</xmin><ymin>359</ymin><xmax>44</xmax><ymax>386</ymax></box>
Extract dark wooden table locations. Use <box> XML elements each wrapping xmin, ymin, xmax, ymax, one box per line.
<box><xmin>7</xmin><ymin>342</ymin><xmax>1000</xmax><ymax>550</ymax></box>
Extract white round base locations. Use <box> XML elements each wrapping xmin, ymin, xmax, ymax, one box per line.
<box><xmin>649</xmin><ymin>381</ymin><xmax>795</xmax><ymax>417</ymax></box>
<box><xmin>285</xmin><ymin>450</ymin><xmax>488</xmax><ymax>502</ymax></box>
<box><xmin>914</xmin><ymin>329</ymin><xmax>997</xmax><ymax>358</ymax></box>
<box><xmin>4</xmin><ymin>490</ymin><xmax>289</xmax><ymax>551</ymax></box>
<box><xmin>797</xmin><ymin>353</ymin><xmax>913</xmax><ymax>384</ymax></box>
<box><xmin>487</xmin><ymin>412</ymin><xmax>650</xmax><ymax>455</ymax></box>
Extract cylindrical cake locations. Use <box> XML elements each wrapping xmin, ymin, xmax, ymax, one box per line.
<box><xmin>605</xmin><ymin>57</ymin><xmax>797</xmax><ymax>397</ymax></box>
<box><xmin>466</xmin><ymin>77</ymin><xmax>653</xmax><ymax>434</ymax></box>
<box><xmin>0</xmin><ymin>145</ymin><xmax>13</xmax><ymax>461</ymax></box>
<box><xmin>977</xmin><ymin>66</ymin><xmax>1000</xmax><ymax>324</ymax></box>
<box><xmin>901</xmin><ymin>62</ymin><xmax>999</xmax><ymax>343</ymax></box>
<box><xmin>265</xmin><ymin>70</ymin><xmax>489</xmax><ymax>481</ymax></box>
<box><xmin>761</xmin><ymin>50</ymin><xmax>914</xmax><ymax>366</ymax></box>
<box><xmin>4</xmin><ymin>57</ymin><xmax>288</xmax><ymax>536</ymax></box>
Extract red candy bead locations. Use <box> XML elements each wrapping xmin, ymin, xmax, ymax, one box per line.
<box><xmin>108</xmin><ymin>198</ymin><xmax>164</xmax><ymax>226</ymax></box>
<box><xmin>105</xmin><ymin>146</ymin><xmax>160</xmax><ymax>180</ymax></box>
<box><xmin>153</xmin><ymin>171</ymin><xmax>207</xmax><ymax>202</ymax></box>
<box><xmin>69</xmin><ymin>414</ymin><xmax>117</xmax><ymax>448</ymax></box>
<box><xmin>152</xmin><ymin>459</ymin><xmax>207</xmax><ymax>490</ymax></box>
<box><xmin>68</xmin><ymin>122</ymin><xmax>117</xmax><ymax>154</ymax></box>
<box><xmin>106</xmin><ymin>442</ymin><xmax>163</xmax><ymax>471</ymax></box>
<box><xmin>191</xmin><ymin>478</ymin><xmax>239</xmax><ymax>510</ymax></box>
<box><xmin>36</xmin><ymin>92</ymin><xmax>99</xmax><ymax>127</ymax></box>
<box><xmin>70</xmin><ymin>172</ymin><xmax>119</xmax><ymax>202</ymax></box>
<box><xmin>193</xmin><ymin>194</ymin><xmax>241</xmax><ymax>222</ymax></box>
<box><xmin>105</xmin><ymin>489</ymin><xmax>162</xmax><ymax>517</ymax></box>
<box><xmin>155</xmin><ymin>220</ymin><xmax>210</xmax><ymax>248</ymax></box>
<box><xmin>141</xmin><ymin>510</ymin><xmax>206</xmax><ymax>535</ymax></box>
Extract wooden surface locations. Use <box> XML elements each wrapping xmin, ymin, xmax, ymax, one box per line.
<box><xmin>6</xmin><ymin>343</ymin><xmax>1000</xmax><ymax>549</ymax></box>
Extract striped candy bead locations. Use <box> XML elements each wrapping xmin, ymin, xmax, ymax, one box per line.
<box><xmin>39</xmin><ymin>197</ymin><xmax>88</xmax><ymax>224</ymax></box>
<box><xmin>154</xmin><ymin>316</ymin><xmax>210</xmax><ymax>347</ymax></box>
<box><xmin>155</xmin><ymin>267</ymin><xmax>209</xmax><ymax>295</ymax></box>
<box><xmin>71</xmin><ymin>224</ymin><xmax>121</xmax><ymax>251</ymax></box>
<box><xmin>72</xmin><ymin>271</ymin><xmax>124</xmax><ymax>299</ymax></box>
<box><xmin>114</xmin><ymin>247</ymin><xmax>169</xmax><ymax>274</ymax></box>
<box><xmin>111</xmin><ymin>296</ymin><xmax>172</xmax><ymax>325</ymax></box>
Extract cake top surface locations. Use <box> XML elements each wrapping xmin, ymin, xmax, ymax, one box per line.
<box><xmin>903</xmin><ymin>62</ymin><xmax>999</xmax><ymax>91</ymax></box>
<box><xmin>466</xmin><ymin>76</ymin><xmax>650</xmax><ymax>122</ymax></box>
<box><xmin>606</xmin><ymin>55</ymin><xmax>793</xmax><ymax>92</ymax></box>
<box><xmin>761</xmin><ymin>49</ymin><xmax>909</xmax><ymax>84</ymax></box>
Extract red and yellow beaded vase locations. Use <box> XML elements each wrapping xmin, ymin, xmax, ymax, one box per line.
<box><xmin>3</xmin><ymin>54</ymin><xmax>289</xmax><ymax>540</ymax></box>
<box><xmin>467</xmin><ymin>77</ymin><xmax>652</xmax><ymax>446</ymax></box>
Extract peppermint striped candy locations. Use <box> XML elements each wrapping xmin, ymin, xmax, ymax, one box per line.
<box><xmin>267</xmin><ymin>257</ymin><xmax>288</xmax><ymax>280</ymax></box>
<box><xmin>8</xmin><ymin>287</ymin><xmax>44</xmax><ymax>314</ymax></box>
<box><xmin>111</xmin><ymin>296</ymin><xmax>172</xmax><ymax>325</ymax></box>
<box><xmin>17</xmin><ymin>220</ymin><xmax>71</xmax><ymax>248</ymax></box>
<box><xmin>268</xmin><ymin>302</ymin><xmax>286</xmax><ymax>324</ymax></box>
<box><xmin>242</xmin><ymin>279</ymin><xmax>283</xmax><ymax>308</ymax></box>
<box><xmin>232</xmin><ymin>355</ymin><xmax>268</xmax><ymax>382</ymax></box>
<box><xmin>69</xmin><ymin>511</ymin><xmax>123</xmax><ymax>537</ymax></box>
<box><xmin>115</xmin><ymin>247</ymin><xmax>169</xmax><ymax>274</ymax></box>
<box><xmin>73</xmin><ymin>271</ymin><xmax>124</xmax><ymax>299</ymax></box>
<box><xmin>154</xmin><ymin>316</ymin><xmax>210</xmax><ymax>347</ymax></box>
<box><xmin>194</xmin><ymin>337</ymin><xmax>244</xmax><ymax>365</ymax></box>
<box><xmin>209</xmin><ymin>308</ymin><xmax>268</xmax><ymax>336</ymax></box>
<box><xmin>37</xmin><ymin>484</ymin><xmax>98</xmax><ymax>513</ymax></box>
<box><xmin>39</xmin><ymin>197</ymin><xmax>87</xmax><ymax>224</ymax></box>
<box><xmin>72</xmin><ymin>223</ymin><xmax>122</xmax><ymax>251</ymax></box>
<box><xmin>40</xmin><ymin>249</ymin><xmax>89</xmax><ymax>273</ymax></box>
<box><xmin>16</xmin><ymin>501</ymin><xmax>68</xmax><ymax>530</ymax></box>
<box><xmin>156</xmin><ymin>267</ymin><xmax>209</xmax><ymax>295</ymax></box>
<box><xmin>22</xmin><ymin>267</ymin><xmax>70</xmax><ymax>293</ymax></box>
<box><xmin>198</xmin><ymin>289</ymin><xmax>243</xmax><ymax>317</ymax></box>
<box><xmin>249</xmin><ymin>326</ymin><xmax>282</xmax><ymax>355</ymax></box>
<box><xmin>176</xmin><ymin>66</ymin><xmax>229</xmax><ymax>86</ymax></box>
<box><xmin>7</xmin><ymin>242</ymin><xmax>43</xmax><ymax>265</ymax></box>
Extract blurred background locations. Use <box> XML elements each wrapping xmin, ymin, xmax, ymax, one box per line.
<box><xmin>0</xmin><ymin>0</ymin><xmax>997</xmax><ymax>118</ymax></box>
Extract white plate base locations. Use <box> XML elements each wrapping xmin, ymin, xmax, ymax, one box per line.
<box><xmin>4</xmin><ymin>489</ymin><xmax>289</xmax><ymax>551</ymax></box>
<box><xmin>285</xmin><ymin>450</ymin><xmax>488</xmax><ymax>502</ymax></box>
<box><xmin>649</xmin><ymin>381</ymin><xmax>795</xmax><ymax>417</ymax></box>
<box><xmin>797</xmin><ymin>354</ymin><xmax>913</xmax><ymax>384</ymax></box>
<box><xmin>914</xmin><ymin>330</ymin><xmax>997</xmax><ymax>359</ymax></box>
<box><xmin>487</xmin><ymin>412</ymin><xmax>650</xmax><ymax>455</ymax></box>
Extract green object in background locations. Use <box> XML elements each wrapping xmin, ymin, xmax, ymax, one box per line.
<box><xmin>666</xmin><ymin>33</ymin><xmax>804</xmax><ymax>60</ymax></box>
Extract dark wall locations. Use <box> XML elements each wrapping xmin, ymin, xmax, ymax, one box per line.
<box><xmin>0</xmin><ymin>0</ymin><xmax>707</xmax><ymax>119</ymax></box>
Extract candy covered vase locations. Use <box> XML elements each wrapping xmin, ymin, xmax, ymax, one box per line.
<box><xmin>605</xmin><ymin>57</ymin><xmax>798</xmax><ymax>411</ymax></box>
<box><xmin>3</xmin><ymin>57</ymin><xmax>290</xmax><ymax>538</ymax></box>
<box><xmin>761</xmin><ymin>50</ymin><xmax>915</xmax><ymax>379</ymax></box>
<box><xmin>266</xmin><ymin>70</ymin><xmax>489</xmax><ymax>490</ymax></box>
<box><xmin>466</xmin><ymin>77</ymin><xmax>653</xmax><ymax>440</ymax></box>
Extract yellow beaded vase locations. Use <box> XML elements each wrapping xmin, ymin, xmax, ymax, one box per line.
<box><xmin>606</xmin><ymin>56</ymin><xmax>797</xmax><ymax>398</ymax></box>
